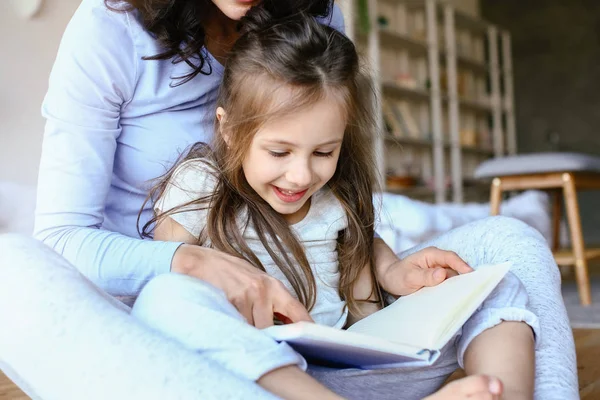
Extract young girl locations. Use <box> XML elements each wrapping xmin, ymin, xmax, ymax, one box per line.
<box><xmin>132</xmin><ymin>7</ymin><xmax>539</xmax><ymax>400</ymax></box>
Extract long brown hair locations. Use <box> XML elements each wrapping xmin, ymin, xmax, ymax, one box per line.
<box><xmin>105</xmin><ymin>0</ymin><xmax>335</xmax><ymax>85</ymax></box>
<box><xmin>143</xmin><ymin>7</ymin><xmax>383</xmax><ymax>315</ymax></box>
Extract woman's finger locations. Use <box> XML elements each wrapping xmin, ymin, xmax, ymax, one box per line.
<box><xmin>232</xmin><ymin>296</ymin><xmax>255</xmax><ymax>326</ymax></box>
<box><xmin>272</xmin><ymin>284</ymin><xmax>312</xmax><ymax>324</ymax></box>
<box><xmin>252</xmin><ymin>296</ymin><xmax>274</xmax><ymax>329</ymax></box>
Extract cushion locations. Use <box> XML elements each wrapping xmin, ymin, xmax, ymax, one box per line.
<box><xmin>474</xmin><ymin>152</ymin><xmax>600</xmax><ymax>179</ymax></box>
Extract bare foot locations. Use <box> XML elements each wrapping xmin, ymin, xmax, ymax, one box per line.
<box><xmin>424</xmin><ymin>375</ymin><xmax>503</xmax><ymax>400</ymax></box>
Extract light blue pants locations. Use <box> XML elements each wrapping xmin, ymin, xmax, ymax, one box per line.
<box><xmin>0</xmin><ymin>216</ymin><xmax>578</xmax><ymax>399</ymax></box>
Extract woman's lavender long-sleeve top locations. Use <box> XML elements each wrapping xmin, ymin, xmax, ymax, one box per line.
<box><xmin>34</xmin><ymin>0</ymin><xmax>345</xmax><ymax>295</ymax></box>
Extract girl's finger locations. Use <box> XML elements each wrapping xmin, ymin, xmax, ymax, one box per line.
<box><xmin>427</xmin><ymin>248</ymin><xmax>472</xmax><ymax>274</ymax></box>
<box><xmin>413</xmin><ymin>266</ymin><xmax>446</xmax><ymax>288</ymax></box>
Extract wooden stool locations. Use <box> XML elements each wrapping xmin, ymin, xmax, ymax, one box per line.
<box><xmin>475</xmin><ymin>152</ymin><xmax>600</xmax><ymax>306</ymax></box>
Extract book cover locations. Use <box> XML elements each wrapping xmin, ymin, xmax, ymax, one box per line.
<box><xmin>264</xmin><ymin>262</ymin><xmax>511</xmax><ymax>369</ymax></box>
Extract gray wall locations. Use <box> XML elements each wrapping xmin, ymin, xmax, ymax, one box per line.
<box><xmin>482</xmin><ymin>0</ymin><xmax>600</xmax><ymax>244</ymax></box>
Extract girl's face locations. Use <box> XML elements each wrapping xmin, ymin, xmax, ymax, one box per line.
<box><xmin>240</xmin><ymin>95</ymin><xmax>346</xmax><ymax>224</ymax></box>
<box><xmin>211</xmin><ymin>0</ymin><xmax>260</xmax><ymax>21</ymax></box>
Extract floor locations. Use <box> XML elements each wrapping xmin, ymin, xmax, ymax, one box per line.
<box><xmin>0</xmin><ymin>374</ymin><xmax>27</xmax><ymax>400</ymax></box>
<box><xmin>574</xmin><ymin>329</ymin><xmax>600</xmax><ymax>398</ymax></box>
<box><xmin>0</xmin><ymin>329</ymin><xmax>599</xmax><ymax>399</ymax></box>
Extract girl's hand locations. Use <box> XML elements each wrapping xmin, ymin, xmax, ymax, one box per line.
<box><xmin>424</xmin><ymin>375</ymin><xmax>503</xmax><ymax>400</ymax></box>
<box><xmin>171</xmin><ymin>244</ymin><xmax>313</xmax><ymax>328</ymax></box>
<box><xmin>380</xmin><ymin>247</ymin><xmax>473</xmax><ymax>297</ymax></box>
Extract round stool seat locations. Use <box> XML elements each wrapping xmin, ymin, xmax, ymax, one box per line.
<box><xmin>474</xmin><ymin>152</ymin><xmax>600</xmax><ymax>179</ymax></box>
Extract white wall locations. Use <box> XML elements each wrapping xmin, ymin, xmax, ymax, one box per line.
<box><xmin>0</xmin><ymin>0</ymin><xmax>81</xmax><ymax>185</ymax></box>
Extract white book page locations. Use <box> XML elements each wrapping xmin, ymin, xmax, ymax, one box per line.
<box><xmin>347</xmin><ymin>262</ymin><xmax>511</xmax><ymax>350</ymax></box>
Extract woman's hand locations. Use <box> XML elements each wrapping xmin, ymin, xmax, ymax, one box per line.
<box><xmin>424</xmin><ymin>375</ymin><xmax>503</xmax><ymax>400</ymax></box>
<box><xmin>379</xmin><ymin>246</ymin><xmax>473</xmax><ymax>297</ymax></box>
<box><xmin>171</xmin><ymin>244</ymin><xmax>313</xmax><ymax>328</ymax></box>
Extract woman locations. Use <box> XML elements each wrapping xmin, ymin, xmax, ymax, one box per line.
<box><xmin>33</xmin><ymin>0</ymin><xmax>470</xmax><ymax>348</ymax></box>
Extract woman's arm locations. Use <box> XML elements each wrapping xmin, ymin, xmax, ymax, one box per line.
<box><xmin>34</xmin><ymin>2</ymin><xmax>179</xmax><ymax>296</ymax></box>
<box><xmin>318</xmin><ymin>2</ymin><xmax>345</xmax><ymax>34</ymax></box>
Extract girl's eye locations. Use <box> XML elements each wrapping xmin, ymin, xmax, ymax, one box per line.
<box><xmin>268</xmin><ymin>151</ymin><xmax>288</xmax><ymax>158</ymax></box>
<box><xmin>314</xmin><ymin>151</ymin><xmax>334</xmax><ymax>158</ymax></box>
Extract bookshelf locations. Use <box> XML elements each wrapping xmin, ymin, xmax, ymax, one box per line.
<box><xmin>339</xmin><ymin>0</ymin><xmax>516</xmax><ymax>203</ymax></box>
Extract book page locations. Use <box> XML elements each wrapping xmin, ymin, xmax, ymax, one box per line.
<box><xmin>347</xmin><ymin>262</ymin><xmax>511</xmax><ymax>350</ymax></box>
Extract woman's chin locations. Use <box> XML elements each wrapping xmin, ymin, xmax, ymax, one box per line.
<box><xmin>222</xmin><ymin>3</ymin><xmax>256</xmax><ymax>20</ymax></box>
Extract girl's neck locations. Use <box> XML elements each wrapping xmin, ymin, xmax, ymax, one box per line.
<box><xmin>284</xmin><ymin>198</ymin><xmax>312</xmax><ymax>225</ymax></box>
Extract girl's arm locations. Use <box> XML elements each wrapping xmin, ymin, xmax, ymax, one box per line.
<box><xmin>373</xmin><ymin>239</ymin><xmax>472</xmax><ymax>297</ymax></box>
<box><xmin>345</xmin><ymin>263</ymin><xmax>382</xmax><ymax>327</ymax></box>
<box><xmin>154</xmin><ymin>216</ymin><xmax>198</xmax><ymax>244</ymax></box>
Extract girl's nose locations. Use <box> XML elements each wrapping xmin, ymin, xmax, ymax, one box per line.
<box><xmin>285</xmin><ymin>159</ymin><xmax>312</xmax><ymax>187</ymax></box>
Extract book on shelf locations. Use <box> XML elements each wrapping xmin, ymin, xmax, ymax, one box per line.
<box><xmin>263</xmin><ymin>262</ymin><xmax>511</xmax><ymax>369</ymax></box>
<box><xmin>392</xmin><ymin>101</ymin><xmax>421</xmax><ymax>138</ymax></box>
<box><xmin>460</xmin><ymin>129</ymin><xmax>477</xmax><ymax>147</ymax></box>
<box><xmin>395</xmin><ymin>73</ymin><xmax>419</xmax><ymax>90</ymax></box>
<box><xmin>382</xmin><ymin>99</ymin><xmax>408</xmax><ymax>137</ymax></box>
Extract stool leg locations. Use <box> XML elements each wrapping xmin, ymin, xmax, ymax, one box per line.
<box><xmin>490</xmin><ymin>178</ymin><xmax>502</xmax><ymax>216</ymax></box>
<box><xmin>552</xmin><ymin>190</ymin><xmax>572</xmax><ymax>279</ymax></box>
<box><xmin>552</xmin><ymin>190</ymin><xmax>562</xmax><ymax>252</ymax></box>
<box><xmin>562</xmin><ymin>173</ymin><xmax>592</xmax><ymax>306</ymax></box>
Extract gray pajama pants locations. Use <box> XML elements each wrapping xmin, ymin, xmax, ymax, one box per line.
<box><xmin>0</xmin><ymin>216</ymin><xmax>578</xmax><ymax>399</ymax></box>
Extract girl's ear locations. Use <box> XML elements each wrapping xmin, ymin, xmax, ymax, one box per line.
<box><xmin>216</xmin><ymin>107</ymin><xmax>231</xmax><ymax>145</ymax></box>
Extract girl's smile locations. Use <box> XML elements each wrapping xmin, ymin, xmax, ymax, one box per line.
<box><xmin>272</xmin><ymin>186</ymin><xmax>309</xmax><ymax>204</ymax></box>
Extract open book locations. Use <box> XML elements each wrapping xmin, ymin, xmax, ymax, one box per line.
<box><xmin>263</xmin><ymin>262</ymin><xmax>511</xmax><ymax>369</ymax></box>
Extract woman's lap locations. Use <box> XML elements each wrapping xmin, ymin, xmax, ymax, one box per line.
<box><xmin>0</xmin><ymin>233</ymin><xmax>275</xmax><ymax>400</ymax></box>
<box><xmin>0</xmin><ymin>214</ymin><xmax>579</xmax><ymax>400</ymax></box>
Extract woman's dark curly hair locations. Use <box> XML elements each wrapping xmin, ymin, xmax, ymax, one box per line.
<box><xmin>105</xmin><ymin>0</ymin><xmax>335</xmax><ymax>84</ymax></box>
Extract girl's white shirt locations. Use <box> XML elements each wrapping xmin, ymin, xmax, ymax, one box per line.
<box><xmin>155</xmin><ymin>159</ymin><xmax>349</xmax><ymax>328</ymax></box>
